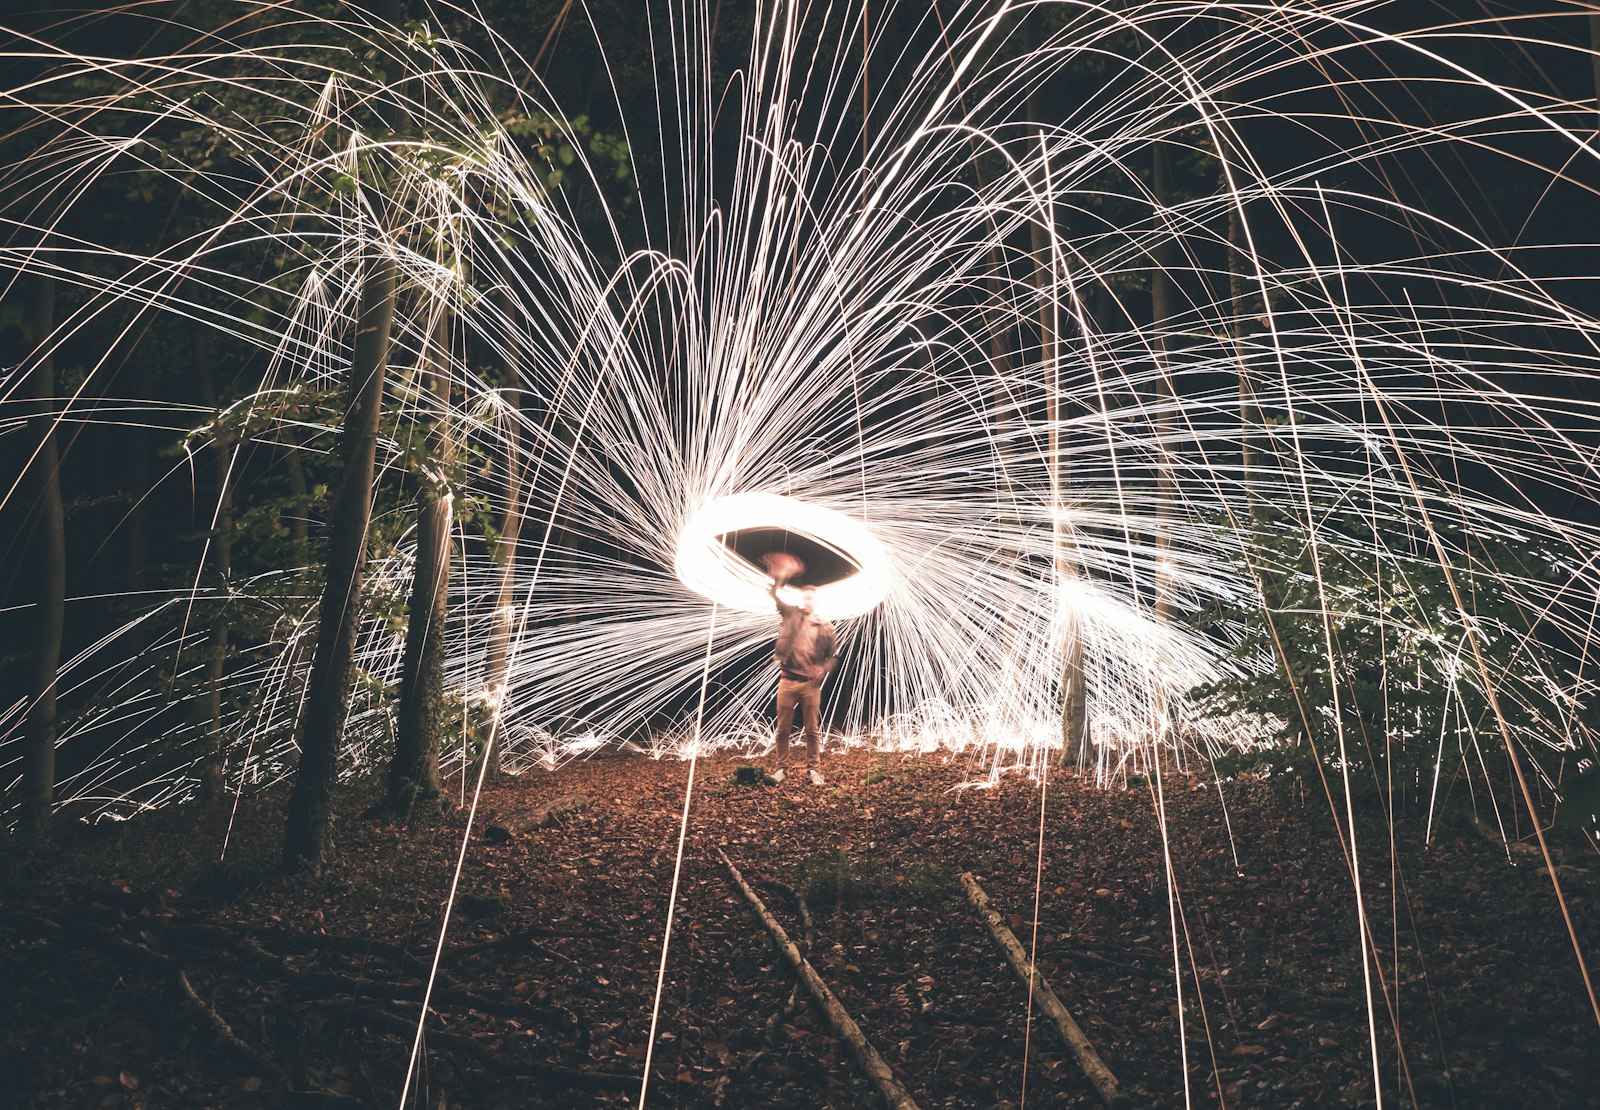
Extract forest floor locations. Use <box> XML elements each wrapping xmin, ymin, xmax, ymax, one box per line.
<box><xmin>2</xmin><ymin>747</ymin><xmax>1598</xmax><ymax>1109</ymax></box>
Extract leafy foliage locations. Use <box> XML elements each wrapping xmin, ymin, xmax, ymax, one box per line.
<box><xmin>1192</xmin><ymin>507</ymin><xmax>1598</xmax><ymax>812</ymax></box>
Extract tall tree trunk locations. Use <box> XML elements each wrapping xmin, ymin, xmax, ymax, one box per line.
<box><xmin>389</xmin><ymin>308</ymin><xmax>451</xmax><ymax>811</ymax></box>
<box><xmin>1029</xmin><ymin>139</ymin><xmax>1090</xmax><ymax>769</ymax></box>
<box><xmin>21</xmin><ymin>259</ymin><xmax>64</xmax><ymax>840</ymax></box>
<box><xmin>1149</xmin><ymin>143</ymin><xmax>1177</xmax><ymax>624</ymax></box>
<box><xmin>194</xmin><ymin>327</ymin><xmax>231</xmax><ymax>805</ymax></box>
<box><xmin>1006</xmin><ymin>28</ymin><xmax>1092</xmax><ymax>769</ymax></box>
<box><xmin>282</xmin><ymin>253</ymin><xmax>397</xmax><ymax>873</ymax></box>
<box><xmin>474</xmin><ymin>340</ymin><xmax>524</xmax><ymax>784</ymax></box>
<box><xmin>281</xmin><ymin>438</ymin><xmax>312</xmax><ymax>726</ymax></box>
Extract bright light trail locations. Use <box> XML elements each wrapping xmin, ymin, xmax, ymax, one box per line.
<box><xmin>1</xmin><ymin>0</ymin><xmax>1596</xmax><ymax>800</ymax></box>
<box><xmin>673</xmin><ymin>492</ymin><xmax>891</xmax><ymax>618</ymax></box>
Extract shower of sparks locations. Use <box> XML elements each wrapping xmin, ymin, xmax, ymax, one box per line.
<box><xmin>1</xmin><ymin>0</ymin><xmax>1596</xmax><ymax>805</ymax></box>
<box><xmin>5</xmin><ymin>1</ymin><xmax>1600</xmax><ymax>1086</ymax></box>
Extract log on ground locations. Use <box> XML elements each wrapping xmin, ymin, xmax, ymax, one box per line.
<box><xmin>959</xmin><ymin>871</ymin><xmax>1127</xmax><ymax>1108</ymax></box>
<box><xmin>485</xmin><ymin>793</ymin><xmax>590</xmax><ymax>840</ymax></box>
<box><xmin>717</xmin><ymin>847</ymin><xmax>920</xmax><ymax>1110</ymax></box>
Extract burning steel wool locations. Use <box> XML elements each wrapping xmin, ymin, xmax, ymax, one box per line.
<box><xmin>674</xmin><ymin>493</ymin><xmax>892</xmax><ymax>618</ymax></box>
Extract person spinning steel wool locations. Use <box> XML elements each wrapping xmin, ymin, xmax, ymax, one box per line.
<box><xmin>762</xmin><ymin>552</ymin><xmax>837</xmax><ymax>785</ymax></box>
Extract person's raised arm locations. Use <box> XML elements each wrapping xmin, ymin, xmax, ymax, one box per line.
<box><xmin>762</xmin><ymin>552</ymin><xmax>803</xmax><ymax>613</ymax></box>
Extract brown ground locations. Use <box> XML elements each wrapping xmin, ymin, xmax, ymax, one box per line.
<box><xmin>2</xmin><ymin>748</ymin><xmax>1597</xmax><ymax>1108</ymax></box>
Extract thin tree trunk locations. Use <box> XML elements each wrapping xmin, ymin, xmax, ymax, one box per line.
<box><xmin>1029</xmin><ymin>138</ymin><xmax>1090</xmax><ymax>769</ymax></box>
<box><xmin>1150</xmin><ymin>143</ymin><xmax>1177</xmax><ymax>624</ymax></box>
<box><xmin>284</xmin><ymin>447</ymin><xmax>310</xmax><ymax>575</ymax></box>
<box><xmin>283</xmin><ymin>253</ymin><xmax>397</xmax><ymax>873</ymax></box>
<box><xmin>1147</xmin><ymin>144</ymin><xmax>1183</xmax><ymax>756</ymax></box>
<box><xmin>390</xmin><ymin>307</ymin><xmax>451</xmax><ymax>811</ymax></box>
<box><xmin>276</xmin><ymin>437</ymin><xmax>313</xmax><ymax>776</ymax></box>
<box><xmin>474</xmin><ymin>340</ymin><xmax>524</xmax><ymax>784</ymax></box>
<box><xmin>22</xmin><ymin>259</ymin><xmax>64</xmax><ymax>840</ymax></box>
<box><xmin>194</xmin><ymin>327</ymin><xmax>231</xmax><ymax>805</ymax></box>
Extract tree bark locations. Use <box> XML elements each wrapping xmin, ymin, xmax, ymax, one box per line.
<box><xmin>194</xmin><ymin>327</ymin><xmax>232</xmax><ymax>805</ymax></box>
<box><xmin>279</xmin><ymin>440</ymin><xmax>313</xmax><ymax>740</ymax></box>
<box><xmin>1029</xmin><ymin>132</ymin><xmax>1090</xmax><ymax>769</ymax></box>
<box><xmin>390</xmin><ymin>307</ymin><xmax>451</xmax><ymax>811</ymax></box>
<box><xmin>282</xmin><ymin>253</ymin><xmax>397</xmax><ymax>873</ymax></box>
<box><xmin>21</xmin><ymin>258</ymin><xmax>64</xmax><ymax>840</ymax></box>
<box><xmin>1149</xmin><ymin>143</ymin><xmax>1177</xmax><ymax>624</ymax></box>
<box><xmin>474</xmin><ymin>335</ymin><xmax>524</xmax><ymax>785</ymax></box>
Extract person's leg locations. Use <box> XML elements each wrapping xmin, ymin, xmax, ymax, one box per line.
<box><xmin>774</xmin><ymin>678</ymin><xmax>799</xmax><ymax>763</ymax></box>
<box><xmin>800</xmin><ymin>679</ymin><xmax>823</xmax><ymax>765</ymax></box>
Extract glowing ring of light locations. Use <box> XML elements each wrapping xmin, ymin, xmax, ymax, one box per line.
<box><xmin>674</xmin><ymin>493</ymin><xmax>890</xmax><ymax>619</ymax></box>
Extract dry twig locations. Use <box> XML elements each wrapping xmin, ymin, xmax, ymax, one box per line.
<box><xmin>757</xmin><ymin>878</ymin><xmax>814</xmax><ymax>1045</ymax></box>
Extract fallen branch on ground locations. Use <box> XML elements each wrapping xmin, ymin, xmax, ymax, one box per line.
<box><xmin>3</xmin><ymin>908</ymin><xmax>592</xmax><ymax>1093</ymax></box>
<box><xmin>174</xmin><ymin>967</ymin><xmax>290</xmax><ymax>1087</ymax></box>
<box><xmin>959</xmin><ymin>872</ymin><xmax>1127</xmax><ymax>1109</ymax></box>
<box><xmin>305</xmin><ymin>999</ymin><xmax>640</xmax><ymax>1092</ymax></box>
<box><xmin>718</xmin><ymin>847</ymin><xmax>920</xmax><ymax>1110</ymax></box>
<box><xmin>756</xmin><ymin>878</ymin><xmax>813</xmax><ymax>1046</ymax></box>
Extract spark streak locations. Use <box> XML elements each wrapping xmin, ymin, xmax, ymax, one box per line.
<box><xmin>5</xmin><ymin>0</ymin><xmax>1600</xmax><ymax>1096</ymax></box>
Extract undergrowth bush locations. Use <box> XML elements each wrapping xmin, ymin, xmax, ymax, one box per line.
<box><xmin>1191</xmin><ymin>508</ymin><xmax>1598</xmax><ymax>824</ymax></box>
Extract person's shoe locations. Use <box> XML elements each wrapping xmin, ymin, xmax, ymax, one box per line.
<box><xmin>771</xmin><ymin>767</ymin><xmax>786</xmax><ymax>783</ymax></box>
<box><xmin>807</xmin><ymin>768</ymin><xmax>825</xmax><ymax>786</ymax></box>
